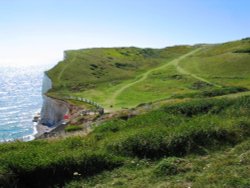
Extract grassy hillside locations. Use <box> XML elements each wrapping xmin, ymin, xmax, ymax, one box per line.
<box><xmin>48</xmin><ymin>46</ymin><xmax>195</xmax><ymax>90</ymax></box>
<box><xmin>47</xmin><ymin>39</ymin><xmax>250</xmax><ymax>111</ymax></box>
<box><xmin>0</xmin><ymin>96</ymin><xmax>250</xmax><ymax>187</ymax></box>
<box><xmin>178</xmin><ymin>39</ymin><xmax>250</xmax><ymax>88</ymax></box>
<box><xmin>47</xmin><ymin>46</ymin><xmax>201</xmax><ymax>110</ymax></box>
<box><xmin>1</xmin><ymin>39</ymin><xmax>249</xmax><ymax>187</ymax></box>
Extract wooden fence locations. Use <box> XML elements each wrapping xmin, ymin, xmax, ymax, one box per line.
<box><xmin>64</xmin><ymin>96</ymin><xmax>104</xmax><ymax>114</ymax></box>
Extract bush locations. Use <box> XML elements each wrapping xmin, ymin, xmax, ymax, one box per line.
<box><xmin>93</xmin><ymin>120</ymin><xmax>125</xmax><ymax>133</ymax></box>
<box><xmin>190</xmin><ymin>81</ymin><xmax>212</xmax><ymax>90</ymax></box>
<box><xmin>163</xmin><ymin>99</ymin><xmax>232</xmax><ymax>117</ymax></box>
<box><xmin>233</xmin><ymin>49</ymin><xmax>250</xmax><ymax>53</ymax></box>
<box><xmin>153</xmin><ymin>157</ymin><xmax>188</xmax><ymax>176</ymax></box>
<box><xmin>173</xmin><ymin>86</ymin><xmax>248</xmax><ymax>99</ymax></box>
<box><xmin>108</xmin><ymin>129</ymin><xmax>167</xmax><ymax>158</ymax></box>
<box><xmin>1</xmin><ymin>151</ymin><xmax>123</xmax><ymax>188</ymax></box>
<box><xmin>201</xmin><ymin>86</ymin><xmax>248</xmax><ymax>97</ymax></box>
<box><xmin>65</xmin><ymin>125</ymin><xmax>83</xmax><ymax>132</ymax></box>
<box><xmin>108</xmin><ymin>121</ymin><xmax>244</xmax><ymax>159</ymax></box>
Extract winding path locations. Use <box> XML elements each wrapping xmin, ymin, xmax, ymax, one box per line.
<box><xmin>58</xmin><ymin>47</ymin><xmax>223</xmax><ymax>109</ymax></box>
<box><xmin>57</xmin><ymin>57</ymin><xmax>76</xmax><ymax>82</ymax></box>
<box><xmin>172</xmin><ymin>54</ymin><xmax>221</xmax><ymax>87</ymax></box>
<box><xmin>108</xmin><ymin>47</ymin><xmax>220</xmax><ymax>106</ymax></box>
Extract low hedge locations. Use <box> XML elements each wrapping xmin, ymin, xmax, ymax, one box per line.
<box><xmin>0</xmin><ymin>150</ymin><xmax>123</xmax><ymax>188</ymax></box>
<box><xmin>153</xmin><ymin>157</ymin><xmax>189</xmax><ymax>176</ymax></box>
<box><xmin>163</xmin><ymin>98</ymin><xmax>232</xmax><ymax>117</ymax></box>
<box><xmin>65</xmin><ymin>125</ymin><xmax>83</xmax><ymax>132</ymax></box>
<box><xmin>201</xmin><ymin>86</ymin><xmax>248</xmax><ymax>97</ymax></box>
<box><xmin>107</xmin><ymin>120</ymin><xmax>249</xmax><ymax>159</ymax></box>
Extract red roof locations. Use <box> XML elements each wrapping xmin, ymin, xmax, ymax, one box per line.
<box><xmin>64</xmin><ymin>114</ymin><xmax>70</xmax><ymax>120</ymax></box>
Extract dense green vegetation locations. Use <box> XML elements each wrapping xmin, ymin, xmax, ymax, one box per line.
<box><xmin>179</xmin><ymin>39</ymin><xmax>250</xmax><ymax>89</ymax></box>
<box><xmin>65</xmin><ymin>125</ymin><xmax>83</xmax><ymax>132</ymax></box>
<box><xmin>1</xmin><ymin>96</ymin><xmax>250</xmax><ymax>187</ymax></box>
<box><xmin>47</xmin><ymin>39</ymin><xmax>250</xmax><ymax>110</ymax></box>
<box><xmin>1</xmin><ymin>38</ymin><xmax>250</xmax><ymax>187</ymax></box>
<box><xmin>47</xmin><ymin>46</ymin><xmax>200</xmax><ymax>110</ymax></box>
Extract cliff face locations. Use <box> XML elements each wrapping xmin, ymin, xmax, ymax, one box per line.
<box><xmin>40</xmin><ymin>73</ymin><xmax>69</xmax><ymax>127</ymax></box>
<box><xmin>41</xmin><ymin>72</ymin><xmax>52</xmax><ymax>94</ymax></box>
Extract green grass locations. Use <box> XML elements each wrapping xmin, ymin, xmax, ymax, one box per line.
<box><xmin>47</xmin><ymin>39</ymin><xmax>250</xmax><ymax>111</ymax></box>
<box><xmin>65</xmin><ymin>96</ymin><xmax>250</xmax><ymax>187</ymax></box>
<box><xmin>66</xmin><ymin>139</ymin><xmax>250</xmax><ymax>188</ymax></box>
<box><xmin>1</xmin><ymin>96</ymin><xmax>250</xmax><ymax>187</ymax></box>
<box><xmin>178</xmin><ymin>40</ymin><xmax>250</xmax><ymax>88</ymax></box>
<box><xmin>65</xmin><ymin>125</ymin><xmax>83</xmax><ymax>132</ymax></box>
<box><xmin>0</xmin><ymin>137</ymin><xmax>123</xmax><ymax>188</ymax></box>
<box><xmin>47</xmin><ymin>45</ymin><xmax>198</xmax><ymax>110</ymax></box>
<box><xmin>1</xmin><ymin>38</ymin><xmax>250</xmax><ymax>187</ymax></box>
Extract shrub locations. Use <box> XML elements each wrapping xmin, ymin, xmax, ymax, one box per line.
<box><xmin>163</xmin><ymin>99</ymin><xmax>232</xmax><ymax>117</ymax></box>
<box><xmin>242</xmin><ymin>37</ymin><xmax>250</xmax><ymax>41</ymax></box>
<box><xmin>108</xmin><ymin>122</ymin><xmax>244</xmax><ymax>159</ymax></box>
<box><xmin>93</xmin><ymin>120</ymin><xmax>125</xmax><ymax>133</ymax></box>
<box><xmin>233</xmin><ymin>49</ymin><xmax>250</xmax><ymax>53</ymax></box>
<box><xmin>153</xmin><ymin>157</ymin><xmax>188</xmax><ymax>176</ymax></box>
<box><xmin>1</xmin><ymin>151</ymin><xmax>123</xmax><ymax>188</ymax></box>
<box><xmin>191</xmin><ymin>81</ymin><xmax>212</xmax><ymax>90</ymax></box>
<box><xmin>115</xmin><ymin>62</ymin><xmax>135</xmax><ymax>69</ymax></box>
<box><xmin>65</xmin><ymin>125</ymin><xmax>83</xmax><ymax>132</ymax></box>
<box><xmin>140</xmin><ymin>48</ymin><xmax>158</xmax><ymax>58</ymax></box>
<box><xmin>108</xmin><ymin>129</ymin><xmax>167</xmax><ymax>158</ymax></box>
<box><xmin>201</xmin><ymin>86</ymin><xmax>248</xmax><ymax>97</ymax></box>
<box><xmin>173</xmin><ymin>86</ymin><xmax>248</xmax><ymax>99</ymax></box>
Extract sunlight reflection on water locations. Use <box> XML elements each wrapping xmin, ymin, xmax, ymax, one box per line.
<box><xmin>0</xmin><ymin>64</ymin><xmax>53</xmax><ymax>142</ymax></box>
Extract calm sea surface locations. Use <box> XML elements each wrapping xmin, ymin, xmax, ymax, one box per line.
<box><xmin>0</xmin><ymin>64</ymin><xmax>52</xmax><ymax>142</ymax></box>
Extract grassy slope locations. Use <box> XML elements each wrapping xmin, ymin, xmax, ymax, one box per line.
<box><xmin>67</xmin><ymin>140</ymin><xmax>250</xmax><ymax>188</ymax></box>
<box><xmin>47</xmin><ymin>46</ymin><xmax>200</xmax><ymax>110</ymax></box>
<box><xmin>0</xmin><ymin>96</ymin><xmax>250</xmax><ymax>187</ymax></box>
<box><xmin>0</xmin><ymin>39</ymin><xmax>250</xmax><ymax>187</ymax></box>
<box><xmin>179</xmin><ymin>39</ymin><xmax>250</xmax><ymax>88</ymax></box>
<box><xmin>47</xmin><ymin>39</ymin><xmax>250</xmax><ymax>111</ymax></box>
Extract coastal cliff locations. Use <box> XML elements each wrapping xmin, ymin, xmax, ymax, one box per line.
<box><xmin>40</xmin><ymin>73</ymin><xmax>68</xmax><ymax>127</ymax></box>
<box><xmin>1</xmin><ymin>39</ymin><xmax>250</xmax><ymax>188</ymax></box>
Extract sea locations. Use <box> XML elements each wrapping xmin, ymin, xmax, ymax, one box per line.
<box><xmin>0</xmin><ymin>64</ymin><xmax>53</xmax><ymax>142</ymax></box>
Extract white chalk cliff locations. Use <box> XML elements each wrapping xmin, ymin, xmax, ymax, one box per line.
<box><xmin>40</xmin><ymin>73</ymin><xmax>68</xmax><ymax>127</ymax></box>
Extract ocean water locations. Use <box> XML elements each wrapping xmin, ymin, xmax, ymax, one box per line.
<box><xmin>0</xmin><ymin>64</ymin><xmax>52</xmax><ymax>142</ymax></box>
